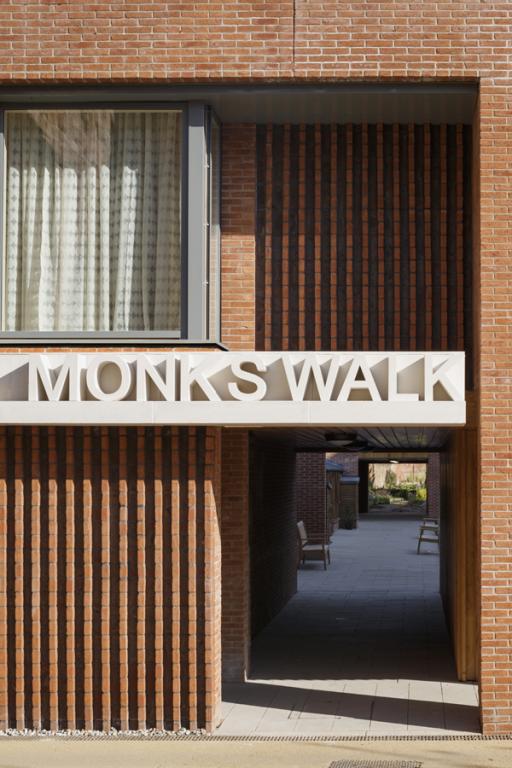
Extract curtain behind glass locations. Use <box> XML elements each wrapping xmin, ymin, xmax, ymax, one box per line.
<box><xmin>5</xmin><ymin>110</ymin><xmax>181</xmax><ymax>332</ymax></box>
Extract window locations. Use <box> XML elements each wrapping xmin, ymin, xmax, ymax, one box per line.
<box><xmin>1</xmin><ymin>103</ymin><xmax>220</xmax><ymax>341</ymax></box>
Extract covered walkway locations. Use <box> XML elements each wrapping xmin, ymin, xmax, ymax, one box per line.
<box><xmin>218</xmin><ymin>511</ymin><xmax>479</xmax><ymax>736</ymax></box>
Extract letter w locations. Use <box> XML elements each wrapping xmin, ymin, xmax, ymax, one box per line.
<box><xmin>282</xmin><ymin>356</ymin><xmax>340</xmax><ymax>401</ymax></box>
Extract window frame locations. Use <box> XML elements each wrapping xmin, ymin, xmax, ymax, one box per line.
<box><xmin>0</xmin><ymin>100</ymin><xmax>220</xmax><ymax>344</ymax></box>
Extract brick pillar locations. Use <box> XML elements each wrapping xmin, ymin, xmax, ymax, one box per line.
<box><xmin>220</xmin><ymin>429</ymin><xmax>250</xmax><ymax>682</ymax></box>
<box><xmin>295</xmin><ymin>453</ymin><xmax>327</xmax><ymax>542</ymax></box>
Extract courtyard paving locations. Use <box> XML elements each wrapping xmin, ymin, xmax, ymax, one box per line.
<box><xmin>218</xmin><ymin>510</ymin><xmax>480</xmax><ymax>736</ymax></box>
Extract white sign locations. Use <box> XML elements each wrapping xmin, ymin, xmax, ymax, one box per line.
<box><xmin>0</xmin><ymin>351</ymin><xmax>465</xmax><ymax>426</ymax></box>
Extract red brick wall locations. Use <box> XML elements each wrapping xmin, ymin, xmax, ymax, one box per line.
<box><xmin>250</xmin><ymin>437</ymin><xmax>297</xmax><ymax>637</ymax></box>
<box><xmin>221</xmin><ymin>429</ymin><xmax>250</xmax><ymax>682</ymax></box>
<box><xmin>328</xmin><ymin>454</ymin><xmax>359</xmax><ymax>476</ymax></box>
<box><xmin>296</xmin><ymin>453</ymin><xmax>327</xmax><ymax>542</ymax></box>
<box><xmin>0</xmin><ymin>425</ymin><xmax>221</xmax><ymax>733</ymax></box>
<box><xmin>2</xmin><ymin>0</ymin><xmax>512</xmax><ymax>736</ymax></box>
<box><xmin>255</xmin><ymin>123</ymin><xmax>472</xmax><ymax>379</ymax></box>
<box><xmin>221</xmin><ymin>124</ymin><xmax>256</xmax><ymax>352</ymax></box>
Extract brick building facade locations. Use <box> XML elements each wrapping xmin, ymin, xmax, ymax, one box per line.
<box><xmin>0</xmin><ymin>0</ymin><xmax>508</xmax><ymax>736</ymax></box>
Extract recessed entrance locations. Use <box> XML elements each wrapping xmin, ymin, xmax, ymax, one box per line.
<box><xmin>219</xmin><ymin>426</ymin><xmax>479</xmax><ymax>736</ymax></box>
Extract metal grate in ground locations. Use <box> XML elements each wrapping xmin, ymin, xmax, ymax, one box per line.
<box><xmin>328</xmin><ymin>762</ymin><xmax>422</xmax><ymax>768</ymax></box>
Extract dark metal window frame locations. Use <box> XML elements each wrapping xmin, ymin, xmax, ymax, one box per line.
<box><xmin>0</xmin><ymin>99</ymin><xmax>219</xmax><ymax>345</ymax></box>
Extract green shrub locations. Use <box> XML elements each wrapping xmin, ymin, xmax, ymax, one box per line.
<box><xmin>416</xmin><ymin>487</ymin><xmax>427</xmax><ymax>501</ymax></box>
<box><xmin>373</xmin><ymin>493</ymin><xmax>391</xmax><ymax>505</ymax></box>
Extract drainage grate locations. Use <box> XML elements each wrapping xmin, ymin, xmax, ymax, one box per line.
<box><xmin>329</xmin><ymin>763</ymin><xmax>422</xmax><ymax>768</ymax></box>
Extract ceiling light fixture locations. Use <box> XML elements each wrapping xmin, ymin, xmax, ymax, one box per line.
<box><xmin>325</xmin><ymin>431</ymin><xmax>369</xmax><ymax>451</ymax></box>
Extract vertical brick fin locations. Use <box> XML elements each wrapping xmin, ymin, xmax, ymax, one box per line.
<box><xmin>90</xmin><ymin>429</ymin><xmax>102</xmax><ymax>728</ymax></box>
<box><xmin>82</xmin><ymin>428</ymin><xmax>93</xmax><ymax>730</ymax></box>
<box><xmin>424</xmin><ymin>125</ymin><xmax>432</xmax><ymax>352</ymax></box>
<box><xmin>73</xmin><ymin>429</ymin><xmax>85</xmax><ymax>730</ymax></box>
<box><xmin>431</xmin><ymin>125</ymin><xmax>442</xmax><ymax>349</ymax></box>
<box><xmin>39</xmin><ymin>429</ymin><xmax>50</xmax><ymax>728</ymax></box>
<box><xmin>64</xmin><ymin>428</ymin><xmax>75</xmax><ymax>730</ymax></box>
<box><xmin>136</xmin><ymin>428</ymin><xmax>147</xmax><ymax>729</ymax></box>
<box><xmin>144</xmin><ymin>427</ymin><xmax>156</xmax><ymax>729</ymax></box>
<box><xmin>14</xmin><ymin>429</ymin><xmax>25</xmax><ymax>729</ymax></box>
<box><xmin>282</xmin><ymin>124</ymin><xmax>290</xmax><ymax>350</ymax></box>
<box><xmin>170</xmin><ymin>426</ymin><xmax>181</xmax><ymax>730</ymax></box>
<box><xmin>0</xmin><ymin>427</ymin><xmax>220</xmax><ymax>732</ymax></box>
<box><xmin>408</xmin><ymin>124</ymin><xmax>416</xmax><ymax>349</ymax></box>
<box><xmin>5</xmin><ymin>429</ymin><xmax>16</xmax><ymax>728</ymax></box>
<box><xmin>336</xmin><ymin>125</ymin><xmax>347</xmax><ymax>350</ymax></box>
<box><xmin>47</xmin><ymin>428</ymin><xmax>59</xmax><ymax>730</ymax></box>
<box><xmin>31</xmin><ymin>428</ymin><xmax>42</xmax><ymax>729</ymax></box>
<box><xmin>126</xmin><ymin>429</ymin><xmax>138</xmax><ymax>729</ymax></box>
<box><xmin>108</xmin><ymin>428</ymin><xmax>121</xmax><ymax>729</ymax></box>
<box><xmin>22</xmin><ymin>428</ymin><xmax>33</xmax><ymax>729</ymax></box>
<box><xmin>204</xmin><ymin>428</ymin><xmax>221</xmax><ymax>730</ymax></box>
<box><xmin>352</xmin><ymin>124</ymin><xmax>363</xmax><ymax>350</ymax></box>
<box><xmin>271</xmin><ymin>125</ymin><xmax>284</xmax><ymax>349</ymax></box>
<box><xmin>298</xmin><ymin>125</ymin><xmax>306</xmax><ymax>349</ymax></box>
<box><xmin>305</xmin><ymin>125</ymin><xmax>316</xmax><ymax>350</ymax></box>
<box><xmin>55</xmin><ymin>429</ymin><xmax>67</xmax><ymax>729</ymax></box>
<box><xmin>440</xmin><ymin>125</ymin><xmax>448</xmax><ymax>350</ymax></box>
<box><xmin>383</xmin><ymin>124</ymin><xmax>395</xmax><ymax>348</ymax></box>
<box><xmin>195</xmin><ymin>428</ymin><xmax>206</xmax><ymax>729</ymax></box>
<box><xmin>361</xmin><ymin>124</ymin><xmax>369</xmax><ymax>349</ymax></box>
<box><xmin>187</xmin><ymin>429</ymin><xmax>197</xmax><ymax>730</ymax></box>
<box><xmin>255</xmin><ymin>120</ymin><xmax>471</xmax><ymax>373</ymax></box>
<box><xmin>161</xmin><ymin>428</ymin><xmax>173</xmax><ymax>728</ymax></box>
<box><xmin>320</xmin><ymin>124</ymin><xmax>332</xmax><ymax>349</ymax></box>
<box><xmin>100</xmin><ymin>428</ymin><xmax>111</xmax><ymax>730</ymax></box>
<box><xmin>153</xmin><ymin>429</ymin><xmax>164</xmax><ymax>730</ymax></box>
<box><xmin>368</xmin><ymin>124</ymin><xmax>379</xmax><ymax>348</ymax></box>
<box><xmin>415</xmin><ymin>124</ymin><xmax>426</xmax><ymax>350</ymax></box>
<box><xmin>178</xmin><ymin>428</ymin><xmax>189</xmax><ymax>727</ymax></box>
<box><xmin>288</xmin><ymin>125</ymin><xmax>300</xmax><ymax>349</ymax></box>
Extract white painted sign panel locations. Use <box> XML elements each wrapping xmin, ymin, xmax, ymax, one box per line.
<box><xmin>0</xmin><ymin>351</ymin><xmax>465</xmax><ymax>426</ymax></box>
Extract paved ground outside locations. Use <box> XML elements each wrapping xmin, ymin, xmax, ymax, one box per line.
<box><xmin>0</xmin><ymin>737</ymin><xmax>510</xmax><ymax>768</ymax></box>
<box><xmin>219</xmin><ymin>510</ymin><xmax>480</xmax><ymax>736</ymax></box>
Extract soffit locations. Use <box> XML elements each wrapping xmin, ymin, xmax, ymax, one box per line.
<box><xmin>0</xmin><ymin>83</ymin><xmax>478</xmax><ymax>124</ymax></box>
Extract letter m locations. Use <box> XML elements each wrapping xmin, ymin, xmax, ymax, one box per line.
<box><xmin>28</xmin><ymin>355</ymin><xmax>81</xmax><ymax>401</ymax></box>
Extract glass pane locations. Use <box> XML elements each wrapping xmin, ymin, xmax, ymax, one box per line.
<box><xmin>5</xmin><ymin>110</ymin><xmax>182</xmax><ymax>332</ymax></box>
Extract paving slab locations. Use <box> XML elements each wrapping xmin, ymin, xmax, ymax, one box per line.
<box><xmin>219</xmin><ymin>511</ymin><xmax>479</xmax><ymax>736</ymax></box>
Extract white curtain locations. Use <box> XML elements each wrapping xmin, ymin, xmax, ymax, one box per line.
<box><xmin>5</xmin><ymin>110</ymin><xmax>181</xmax><ymax>331</ymax></box>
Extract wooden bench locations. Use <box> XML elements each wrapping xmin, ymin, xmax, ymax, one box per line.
<box><xmin>297</xmin><ymin>520</ymin><xmax>331</xmax><ymax>570</ymax></box>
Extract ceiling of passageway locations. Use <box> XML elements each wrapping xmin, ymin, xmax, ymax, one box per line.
<box><xmin>253</xmin><ymin>426</ymin><xmax>452</xmax><ymax>452</ymax></box>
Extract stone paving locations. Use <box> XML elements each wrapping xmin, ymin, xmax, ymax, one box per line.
<box><xmin>218</xmin><ymin>510</ymin><xmax>480</xmax><ymax>736</ymax></box>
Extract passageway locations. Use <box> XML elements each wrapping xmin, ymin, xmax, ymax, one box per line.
<box><xmin>218</xmin><ymin>510</ymin><xmax>479</xmax><ymax>736</ymax></box>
